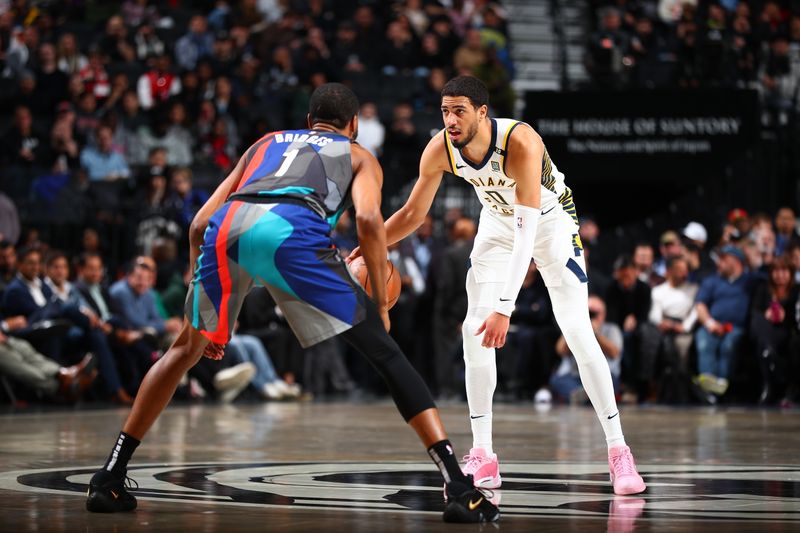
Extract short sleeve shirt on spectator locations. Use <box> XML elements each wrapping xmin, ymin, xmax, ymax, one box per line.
<box><xmin>695</xmin><ymin>273</ymin><xmax>756</xmax><ymax>328</ymax></box>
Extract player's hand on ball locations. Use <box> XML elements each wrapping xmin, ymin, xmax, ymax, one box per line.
<box><xmin>476</xmin><ymin>312</ymin><xmax>510</xmax><ymax>348</ymax></box>
<box><xmin>345</xmin><ymin>246</ymin><xmax>362</xmax><ymax>265</ymax></box>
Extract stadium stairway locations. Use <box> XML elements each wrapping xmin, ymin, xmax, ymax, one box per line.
<box><xmin>506</xmin><ymin>0</ymin><xmax>589</xmax><ymax>93</ymax></box>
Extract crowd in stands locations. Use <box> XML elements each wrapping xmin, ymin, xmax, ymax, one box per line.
<box><xmin>0</xmin><ymin>0</ymin><xmax>515</xmax><ymax>406</ymax></box>
<box><xmin>563</xmin><ymin>206</ymin><xmax>800</xmax><ymax>408</ymax></box>
<box><xmin>344</xmin><ymin>204</ymin><xmax>800</xmax><ymax>410</ymax></box>
<box><xmin>585</xmin><ymin>0</ymin><xmax>800</xmax><ymax>125</ymax></box>
<box><xmin>0</xmin><ymin>1</ymin><xmax>798</xmax><ymax>411</ymax></box>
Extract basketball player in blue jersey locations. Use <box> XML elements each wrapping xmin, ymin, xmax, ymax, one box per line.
<box><xmin>85</xmin><ymin>83</ymin><xmax>499</xmax><ymax>523</ymax></box>
<box><xmin>349</xmin><ymin>76</ymin><xmax>646</xmax><ymax>495</ymax></box>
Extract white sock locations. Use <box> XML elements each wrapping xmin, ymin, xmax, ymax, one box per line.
<box><xmin>469</xmin><ymin>412</ymin><xmax>493</xmax><ymax>455</ymax></box>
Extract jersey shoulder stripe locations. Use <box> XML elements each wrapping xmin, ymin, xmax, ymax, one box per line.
<box><xmin>443</xmin><ymin>130</ymin><xmax>456</xmax><ymax>173</ymax></box>
<box><xmin>238</xmin><ymin>135</ymin><xmax>277</xmax><ymax>192</ymax></box>
<box><xmin>500</xmin><ymin>120</ymin><xmax>521</xmax><ymax>175</ymax></box>
<box><xmin>542</xmin><ymin>148</ymin><xmax>553</xmax><ymax>178</ymax></box>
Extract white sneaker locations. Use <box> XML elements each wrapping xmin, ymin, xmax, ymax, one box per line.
<box><xmin>534</xmin><ymin>388</ymin><xmax>552</xmax><ymax>404</ymax></box>
<box><xmin>213</xmin><ymin>362</ymin><xmax>256</xmax><ymax>403</ymax></box>
<box><xmin>277</xmin><ymin>380</ymin><xmax>302</xmax><ymax>398</ymax></box>
<box><xmin>260</xmin><ymin>381</ymin><xmax>284</xmax><ymax>400</ymax></box>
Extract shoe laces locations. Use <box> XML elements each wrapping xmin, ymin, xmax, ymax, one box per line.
<box><xmin>124</xmin><ymin>475</ymin><xmax>138</xmax><ymax>491</ymax></box>
<box><xmin>462</xmin><ymin>453</ymin><xmax>491</xmax><ymax>470</ymax></box>
<box><xmin>610</xmin><ymin>450</ymin><xmax>638</xmax><ymax>477</ymax></box>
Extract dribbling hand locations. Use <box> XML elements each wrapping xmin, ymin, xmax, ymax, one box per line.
<box><xmin>203</xmin><ymin>342</ymin><xmax>226</xmax><ymax>360</ymax></box>
<box><xmin>345</xmin><ymin>246</ymin><xmax>362</xmax><ymax>265</ymax></box>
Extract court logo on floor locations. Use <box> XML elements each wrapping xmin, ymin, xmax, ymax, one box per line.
<box><xmin>1</xmin><ymin>462</ymin><xmax>798</xmax><ymax>521</ymax></box>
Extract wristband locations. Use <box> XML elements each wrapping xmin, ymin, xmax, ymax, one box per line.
<box><xmin>494</xmin><ymin>204</ymin><xmax>541</xmax><ymax>316</ymax></box>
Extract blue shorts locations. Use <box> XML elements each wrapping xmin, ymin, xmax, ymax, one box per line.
<box><xmin>185</xmin><ymin>201</ymin><xmax>367</xmax><ymax>347</ymax></box>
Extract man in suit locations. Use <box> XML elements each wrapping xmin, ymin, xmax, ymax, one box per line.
<box><xmin>74</xmin><ymin>253</ymin><xmax>115</xmax><ymax>325</ymax></box>
<box><xmin>2</xmin><ymin>248</ymin><xmax>121</xmax><ymax>405</ymax></box>
<box><xmin>41</xmin><ymin>251</ymin><xmax>132</xmax><ymax>405</ymax></box>
<box><xmin>2</xmin><ymin>248</ymin><xmax>65</xmax><ymax>325</ymax></box>
<box><xmin>75</xmin><ymin>252</ymin><xmax>148</xmax><ymax>401</ymax></box>
<box><xmin>2</xmin><ymin>247</ymin><xmax>74</xmax><ymax>361</ymax></box>
<box><xmin>0</xmin><ymin>240</ymin><xmax>17</xmax><ymax>296</ymax></box>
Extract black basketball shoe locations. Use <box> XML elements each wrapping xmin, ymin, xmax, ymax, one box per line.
<box><xmin>86</xmin><ymin>470</ymin><xmax>138</xmax><ymax>513</ymax></box>
<box><xmin>443</xmin><ymin>481</ymin><xmax>500</xmax><ymax>523</ymax></box>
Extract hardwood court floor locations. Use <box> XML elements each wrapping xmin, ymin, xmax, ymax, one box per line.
<box><xmin>0</xmin><ymin>401</ymin><xmax>798</xmax><ymax>532</ymax></box>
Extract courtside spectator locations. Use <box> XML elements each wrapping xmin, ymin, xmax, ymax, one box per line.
<box><xmin>551</xmin><ymin>295</ymin><xmax>623</xmax><ymax>403</ymax></box>
<box><xmin>0</xmin><ymin>241</ymin><xmax>17</xmax><ymax>294</ymax></box>
<box><xmin>0</xmin><ymin>330</ymin><xmax>96</xmax><ymax>401</ymax></box>
<box><xmin>774</xmin><ymin>207</ymin><xmax>799</xmax><ymax>256</ymax></box>
<box><xmin>640</xmin><ymin>257</ymin><xmax>698</xmax><ymax>403</ymax></box>
<box><xmin>605</xmin><ymin>254</ymin><xmax>651</xmax><ymax>400</ymax></box>
<box><xmin>632</xmin><ymin>242</ymin><xmax>662</xmax><ymax>287</ymax></box>
<box><xmin>109</xmin><ymin>258</ymin><xmax>182</xmax><ymax>350</ymax></box>
<box><xmin>653</xmin><ymin>230</ymin><xmax>684</xmax><ymax>279</ymax></box>
<box><xmin>749</xmin><ymin>257</ymin><xmax>797</xmax><ymax>404</ymax></box>
<box><xmin>694</xmin><ymin>245</ymin><xmax>758</xmax><ymax>402</ymax></box>
<box><xmin>43</xmin><ymin>251</ymin><xmax>131</xmax><ymax>404</ymax></box>
<box><xmin>682</xmin><ymin>221</ymin><xmax>714</xmax><ymax>282</ymax></box>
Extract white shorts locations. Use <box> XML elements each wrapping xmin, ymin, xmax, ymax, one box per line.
<box><xmin>469</xmin><ymin>204</ymin><xmax>587</xmax><ymax>289</ymax></box>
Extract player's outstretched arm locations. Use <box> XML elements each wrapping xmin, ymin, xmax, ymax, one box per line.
<box><xmin>187</xmin><ymin>157</ymin><xmax>246</xmax><ymax>271</ymax></box>
<box><xmin>346</xmin><ymin>132</ymin><xmax>448</xmax><ymax>263</ymax></box>
<box><xmin>351</xmin><ymin>143</ymin><xmax>390</xmax><ymax>331</ymax></box>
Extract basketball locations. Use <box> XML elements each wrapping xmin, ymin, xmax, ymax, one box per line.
<box><xmin>348</xmin><ymin>256</ymin><xmax>401</xmax><ymax>309</ymax></box>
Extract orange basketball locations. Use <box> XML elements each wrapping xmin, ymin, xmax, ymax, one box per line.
<box><xmin>348</xmin><ymin>256</ymin><xmax>402</xmax><ymax>309</ymax></box>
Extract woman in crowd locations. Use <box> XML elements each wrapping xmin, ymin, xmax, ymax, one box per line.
<box><xmin>750</xmin><ymin>257</ymin><xmax>798</xmax><ymax>404</ymax></box>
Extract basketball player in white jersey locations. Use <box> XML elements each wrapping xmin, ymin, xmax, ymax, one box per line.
<box><xmin>349</xmin><ymin>76</ymin><xmax>645</xmax><ymax>495</ymax></box>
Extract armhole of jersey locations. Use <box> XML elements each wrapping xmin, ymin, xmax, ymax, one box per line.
<box><xmin>443</xmin><ymin>131</ymin><xmax>456</xmax><ymax>174</ymax></box>
<box><xmin>501</xmin><ymin>121</ymin><xmax>521</xmax><ymax>176</ymax></box>
<box><xmin>246</xmin><ymin>131</ymin><xmax>277</xmax><ymax>166</ymax></box>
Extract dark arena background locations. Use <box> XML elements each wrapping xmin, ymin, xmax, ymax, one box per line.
<box><xmin>0</xmin><ymin>1</ymin><xmax>798</xmax><ymax>531</ymax></box>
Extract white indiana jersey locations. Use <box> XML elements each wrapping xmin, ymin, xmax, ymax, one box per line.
<box><xmin>444</xmin><ymin>118</ymin><xmax>577</xmax><ymax>225</ymax></box>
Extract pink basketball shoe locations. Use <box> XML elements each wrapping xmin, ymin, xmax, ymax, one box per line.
<box><xmin>461</xmin><ymin>448</ymin><xmax>501</xmax><ymax>489</ymax></box>
<box><xmin>608</xmin><ymin>445</ymin><xmax>646</xmax><ymax>495</ymax></box>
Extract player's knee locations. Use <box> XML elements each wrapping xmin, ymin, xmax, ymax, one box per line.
<box><xmin>461</xmin><ymin>317</ymin><xmax>482</xmax><ymax>351</ymax></box>
<box><xmin>360</xmin><ymin>330</ymin><xmax>404</xmax><ymax>373</ymax></box>
<box><xmin>461</xmin><ymin>316</ymin><xmax>484</xmax><ymax>339</ymax></box>
<box><xmin>462</xmin><ymin>316</ymin><xmax>494</xmax><ymax>367</ymax></box>
<box><xmin>372</xmin><ymin>343</ymin><xmax>403</xmax><ymax>372</ymax></box>
<box><xmin>162</xmin><ymin>345</ymin><xmax>202</xmax><ymax>373</ymax></box>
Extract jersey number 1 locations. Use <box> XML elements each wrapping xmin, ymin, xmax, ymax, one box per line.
<box><xmin>275</xmin><ymin>149</ymin><xmax>299</xmax><ymax>177</ymax></box>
